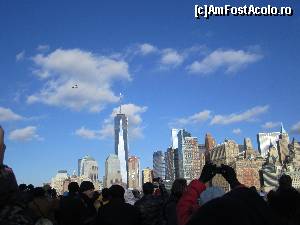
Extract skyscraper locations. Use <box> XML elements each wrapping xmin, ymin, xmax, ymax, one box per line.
<box><xmin>176</xmin><ymin>129</ymin><xmax>191</xmax><ymax>178</ymax></box>
<box><xmin>104</xmin><ymin>154</ymin><xmax>122</xmax><ymax>188</ymax></box>
<box><xmin>171</xmin><ymin>128</ymin><xmax>180</xmax><ymax>149</ymax></box>
<box><xmin>153</xmin><ymin>151</ymin><xmax>165</xmax><ymax>180</ymax></box>
<box><xmin>182</xmin><ymin>137</ymin><xmax>204</xmax><ymax>183</ymax></box>
<box><xmin>165</xmin><ymin>147</ymin><xmax>176</xmax><ymax>182</ymax></box>
<box><xmin>128</xmin><ymin>156</ymin><xmax>140</xmax><ymax>189</ymax></box>
<box><xmin>114</xmin><ymin>113</ymin><xmax>129</xmax><ymax>186</ymax></box>
<box><xmin>78</xmin><ymin>155</ymin><xmax>99</xmax><ymax>182</ymax></box>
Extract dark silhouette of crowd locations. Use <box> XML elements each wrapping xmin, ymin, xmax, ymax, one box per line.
<box><xmin>1</xmin><ymin>125</ymin><xmax>300</xmax><ymax>225</ymax></box>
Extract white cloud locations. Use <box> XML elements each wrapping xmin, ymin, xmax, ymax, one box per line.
<box><xmin>233</xmin><ymin>128</ymin><xmax>242</xmax><ymax>135</ymax></box>
<box><xmin>160</xmin><ymin>49</ymin><xmax>184</xmax><ymax>67</ymax></box>
<box><xmin>75</xmin><ymin>103</ymin><xmax>147</xmax><ymax>140</ymax></box>
<box><xmin>210</xmin><ymin>105</ymin><xmax>269</xmax><ymax>125</ymax></box>
<box><xmin>291</xmin><ymin>121</ymin><xmax>300</xmax><ymax>134</ymax></box>
<box><xmin>138</xmin><ymin>43</ymin><xmax>158</xmax><ymax>55</ymax></box>
<box><xmin>75</xmin><ymin>127</ymin><xmax>101</xmax><ymax>140</ymax></box>
<box><xmin>171</xmin><ymin>110</ymin><xmax>211</xmax><ymax>126</ymax></box>
<box><xmin>262</xmin><ymin>121</ymin><xmax>281</xmax><ymax>129</ymax></box>
<box><xmin>187</xmin><ymin>49</ymin><xmax>262</xmax><ymax>75</ymax></box>
<box><xmin>27</xmin><ymin>48</ymin><xmax>131</xmax><ymax>112</ymax></box>
<box><xmin>37</xmin><ymin>45</ymin><xmax>50</xmax><ymax>52</ymax></box>
<box><xmin>9</xmin><ymin>126</ymin><xmax>42</xmax><ymax>141</ymax></box>
<box><xmin>16</xmin><ymin>51</ymin><xmax>25</xmax><ymax>61</ymax></box>
<box><xmin>0</xmin><ymin>107</ymin><xmax>24</xmax><ymax>122</ymax></box>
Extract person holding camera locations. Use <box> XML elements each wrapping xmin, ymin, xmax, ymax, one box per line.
<box><xmin>177</xmin><ymin>163</ymin><xmax>245</xmax><ymax>225</ymax></box>
<box><xmin>177</xmin><ymin>163</ymin><xmax>278</xmax><ymax>225</ymax></box>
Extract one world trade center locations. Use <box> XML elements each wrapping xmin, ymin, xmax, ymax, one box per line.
<box><xmin>114</xmin><ymin>110</ymin><xmax>128</xmax><ymax>187</ymax></box>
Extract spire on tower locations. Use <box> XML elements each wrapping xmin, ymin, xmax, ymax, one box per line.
<box><xmin>280</xmin><ymin>122</ymin><xmax>287</xmax><ymax>134</ymax></box>
<box><xmin>119</xmin><ymin>93</ymin><xmax>123</xmax><ymax>114</ymax></box>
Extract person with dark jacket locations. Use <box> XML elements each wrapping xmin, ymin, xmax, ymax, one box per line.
<box><xmin>59</xmin><ymin>182</ymin><xmax>83</xmax><ymax>225</ymax></box>
<box><xmin>163</xmin><ymin>178</ymin><xmax>187</xmax><ymax>225</ymax></box>
<box><xmin>267</xmin><ymin>174</ymin><xmax>300</xmax><ymax>225</ymax></box>
<box><xmin>187</xmin><ymin>186</ymin><xmax>279</xmax><ymax>225</ymax></box>
<box><xmin>79</xmin><ymin>181</ymin><xmax>97</xmax><ymax>225</ymax></box>
<box><xmin>28</xmin><ymin>187</ymin><xmax>56</xmax><ymax>224</ymax></box>
<box><xmin>94</xmin><ymin>184</ymin><xmax>140</xmax><ymax>225</ymax></box>
<box><xmin>0</xmin><ymin>127</ymin><xmax>34</xmax><ymax>225</ymax></box>
<box><xmin>135</xmin><ymin>179</ymin><xmax>168</xmax><ymax>225</ymax></box>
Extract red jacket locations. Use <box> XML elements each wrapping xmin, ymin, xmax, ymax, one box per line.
<box><xmin>176</xmin><ymin>180</ymin><xmax>206</xmax><ymax>225</ymax></box>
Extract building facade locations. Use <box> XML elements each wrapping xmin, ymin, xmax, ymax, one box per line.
<box><xmin>153</xmin><ymin>151</ymin><xmax>165</xmax><ymax>180</ymax></box>
<box><xmin>182</xmin><ymin>137</ymin><xmax>205</xmax><ymax>183</ymax></box>
<box><xmin>142</xmin><ymin>167</ymin><xmax>153</xmax><ymax>184</ymax></box>
<box><xmin>114</xmin><ymin>113</ymin><xmax>129</xmax><ymax>186</ymax></box>
<box><xmin>204</xmin><ymin>133</ymin><xmax>216</xmax><ymax>163</ymax></box>
<box><xmin>257</xmin><ymin>124</ymin><xmax>288</xmax><ymax>158</ymax></box>
<box><xmin>210</xmin><ymin>140</ymin><xmax>240</xmax><ymax>192</ymax></box>
<box><xmin>165</xmin><ymin>147</ymin><xmax>176</xmax><ymax>182</ymax></box>
<box><xmin>104</xmin><ymin>154</ymin><xmax>123</xmax><ymax>188</ymax></box>
<box><xmin>78</xmin><ymin>155</ymin><xmax>99</xmax><ymax>183</ymax></box>
<box><xmin>176</xmin><ymin>129</ymin><xmax>191</xmax><ymax>178</ymax></box>
<box><xmin>51</xmin><ymin>170</ymin><xmax>69</xmax><ymax>195</ymax></box>
<box><xmin>128</xmin><ymin>156</ymin><xmax>141</xmax><ymax>189</ymax></box>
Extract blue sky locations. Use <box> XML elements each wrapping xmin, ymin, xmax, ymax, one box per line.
<box><xmin>0</xmin><ymin>0</ymin><xmax>299</xmax><ymax>185</ymax></box>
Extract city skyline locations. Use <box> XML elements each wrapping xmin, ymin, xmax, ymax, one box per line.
<box><xmin>0</xmin><ymin>0</ymin><xmax>299</xmax><ymax>185</ymax></box>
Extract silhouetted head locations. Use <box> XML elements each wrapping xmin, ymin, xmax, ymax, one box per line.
<box><xmin>80</xmin><ymin>181</ymin><xmax>95</xmax><ymax>198</ymax></box>
<box><xmin>19</xmin><ymin>183</ymin><xmax>27</xmax><ymax>191</ymax></box>
<box><xmin>143</xmin><ymin>182</ymin><xmax>154</xmax><ymax>195</ymax></box>
<box><xmin>33</xmin><ymin>187</ymin><xmax>46</xmax><ymax>198</ymax></box>
<box><xmin>279</xmin><ymin>174</ymin><xmax>292</xmax><ymax>189</ymax></box>
<box><xmin>109</xmin><ymin>185</ymin><xmax>125</xmax><ymax>199</ymax></box>
<box><xmin>27</xmin><ymin>184</ymin><xmax>34</xmax><ymax>191</ymax></box>
<box><xmin>68</xmin><ymin>182</ymin><xmax>79</xmax><ymax>194</ymax></box>
<box><xmin>101</xmin><ymin>188</ymin><xmax>110</xmax><ymax>201</ymax></box>
<box><xmin>0</xmin><ymin>165</ymin><xmax>18</xmax><ymax>206</ymax></box>
<box><xmin>171</xmin><ymin>178</ymin><xmax>187</xmax><ymax>199</ymax></box>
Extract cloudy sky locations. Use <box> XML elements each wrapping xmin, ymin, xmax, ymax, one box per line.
<box><xmin>1</xmin><ymin>0</ymin><xmax>299</xmax><ymax>185</ymax></box>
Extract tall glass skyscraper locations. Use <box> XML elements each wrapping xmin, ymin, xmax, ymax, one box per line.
<box><xmin>153</xmin><ymin>151</ymin><xmax>165</xmax><ymax>180</ymax></box>
<box><xmin>114</xmin><ymin>113</ymin><xmax>128</xmax><ymax>186</ymax></box>
<box><xmin>177</xmin><ymin>129</ymin><xmax>191</xmax><ymax>178</ymax></box>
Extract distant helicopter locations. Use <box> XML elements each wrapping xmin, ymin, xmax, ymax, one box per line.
<box><xmin>72</xmin><ymin>84</ymin><xmax>78</xmax><ymax>88</ymax></box>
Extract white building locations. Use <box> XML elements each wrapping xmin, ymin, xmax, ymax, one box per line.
<box><xmin>104</xmin><ymin>154</ymin><xmax>123</xmax><ymax>188</ymax></box>
<box><xmin>257</xmin><ymin>124</ymin><xmax>289</xmax><ymax>158</ymax></box>
<box><xmin>78</xmin><ymin>155</ymin><xmax>99</xmax><ymax>182</ymax></box>
<box><xmin>51</xmin><ymin>170</ymin><xmax>69</xmax><ymax>195</ymax></box>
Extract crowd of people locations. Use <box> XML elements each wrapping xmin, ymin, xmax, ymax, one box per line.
<box><xmin>1</xmin><ymin>125</ymin><xmax>300</xmax><ymax>225</ymax></box>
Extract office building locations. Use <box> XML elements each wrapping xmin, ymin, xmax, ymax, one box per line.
<box><xmin>153</xmin><ymin>151</ymin><xmax>165</xmax><ymax>180</ymax></box>
<box><xmin>142</xmin><ymin>167</ymin><xmax>153</xmax><ymax>184</ymax></box>
<box><xmin>128</xmin><ymin>156</ymin><xmax>141</xmax><ymax>189</ymax></box>
<box><xmin>104</xmin><ymin>154</ymin><xmax>122</xmax><ymax>188</ymax></box>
